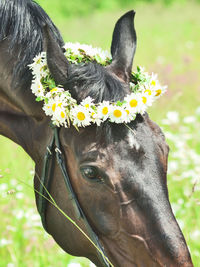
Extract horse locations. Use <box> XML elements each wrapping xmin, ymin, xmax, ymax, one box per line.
<box><xmin>0</xmin><ymin>0</ymin><xmax>193</xmax><ymax>266</ymax></box>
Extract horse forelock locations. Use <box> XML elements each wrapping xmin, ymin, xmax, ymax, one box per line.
<box><xmin>65</xmin><ymin>62</ymin><xmax>127</xmax><ymax>104</ymax></box>
<box><xmin>0</xmin><ymin>0</ymin><xmax>64</xmax><ymax>88</ymax></box>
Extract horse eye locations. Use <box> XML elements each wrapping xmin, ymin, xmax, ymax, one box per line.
<box><xmin>80</xmin><ymin>166</ymin><xmax>101</xmax><ymax>182</ymax></box>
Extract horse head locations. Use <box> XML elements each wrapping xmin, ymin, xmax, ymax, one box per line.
<box><xmin>41</xmin><ymin>11</ymin><xmax>193</xmax><ymax>267</ymax></box>
<box><xmin>0</xmin><ymin>0</ymin><xmax>193</xmax><ymax>265</ymax></box>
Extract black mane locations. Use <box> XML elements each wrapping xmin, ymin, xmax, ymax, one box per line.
<box><xmin>0</xmin><ymin>0</ymin><xmax>132</xmax><ymax>122</ymax></box>
<box><xmin>0</xmin><ymin>0</ymin><xmax>64</xmax><ymax>87</ymax></box>
<box><xmin>65</xmin><ymin>62</ymin><xmax>127</xmax><ymax>104</ymax></box>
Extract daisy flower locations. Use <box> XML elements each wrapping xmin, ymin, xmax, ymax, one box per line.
<box><xmin>91</xmin><ymin>112</ymin><xmax>102</xmax><ymax>126</ymax></box>
<box><xmin>31</xmin><ymin>79</ymin><xmax>44</xmax><ymax>97</ymax></box>
<box><xmin>97</xmin><ymin>101</ymin><xmax>111</xmax><ymax>121</ymax></box>
<box><xmin>109</xmin><ymin>105</ymin><xmax>126</xmax><ymax>124</ymax></box>
<box><xmin>29</xmin><ymin>52</ymin><xmax>47</xmax><ymax>76</ymax></box>
<box><xmin>124</xmin><ymin>93</ymin><xmax>141</xmax><ymax>112</ymax></box>
<box><xmin>46</xmin><ymin>87</ymin><xmax>64</xmax><ymax>98</ymax></box>
<box><xmin>150</xmin><ymin>73</ymin><xmax>159</xmax><ymax>87</ymax></box>
<box><xmin>123</xmin><ymin>106</ymin><xmax>137</xmax><ymax>123</ymax></box>
<box><xmin>137</xmin><ymin>92</ymin><xmax>153</xmax><ymax>114</ymax></box>
<box><xmin>43</xmin><ymin>96</ymin><xmax>66</xmax><ymax>117</ymax></box>
<box><xmin>52</xmin><ymin>106</ymin><xmax>68</xmax><ymax>127</ymax></box>
<box><xmin>80</xmin><ymin>96</ymin><xmax>94</xmax><ymax>111</ymax></box>
<box><xmin>71</xmin><ymin>106</ymin><xmax>92</xmax><ymax>127</ymax></box>
<box><xmin>152</xmin><ymin>85</ymin><xmax>167</xmax><ymax>98</ymax></box>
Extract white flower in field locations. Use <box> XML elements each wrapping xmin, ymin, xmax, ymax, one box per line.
<box><xmin>80</xmin><ymin>96</ymin><xmax>94</xmax><ymax>111</ymax></box>
<box><xmin>190</xmin><ymin>229</ymin><xmax>200</xmax><ymax>241</ymax></box>
<box><xmin>183</xmin><ymin>116</ymin><xmax>196</xmax><ymax>124</ymax></box>
<box><xmin>31</xmin><ymin>79</ymin><xmax>44</xmax><ymax>97</ymax></box>
<box><xmin>97</xmin><ymin>101</ymin><xmax>111</xmax><ymax>121</ymax></box>
<box><xmin>13</xmin><ymin>209</ymin><xmax>25</xmax><ymax>220</ymax></box>
<box><xmin>168</xmin><ymin>160</ymin><xmax>179</xmax><ymax>174</ymax></box>
<box><xmin>0</xmin><ymin>238</ymin><xmax>12</xmax><ymax>247</ymax></box>
<box><xmin>162</xmin><ymin>111</ymin><xmax>179</xmax><ymax>125</ymax></box>
<box><xmin>0</xmin><ymin>183</ymin><xmax>8</xmax><ymax>192</ymax></box>
<box><xmin>16</xmin><ymin>192</ymin><xmax>24</xmax><ymax>199</ymax></box>
<box><xmin>71</xmin><ymin>106</ymin><xmax>92</xmax><ymax>127</ymax></box>
<box><xmin>109</xmin><ymin>105</ymin><xmax>126</xmax><ymax>123</ymax></box>
<box><xmin>195</xmin><ymin>106</ymin><xmax>200</xmax><ymax>116</ymax></box>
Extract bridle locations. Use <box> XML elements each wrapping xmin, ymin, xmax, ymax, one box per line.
<box><xmin>37</xmin><ymin>126</ymin><xmax>111</xmax><ymax>267</ymax></box>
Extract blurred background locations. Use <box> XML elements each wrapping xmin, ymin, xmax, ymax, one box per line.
<box><xmin>0</xmin><ymin>0</ymin><xmax>200</xmax><ymax>266</ymax></box>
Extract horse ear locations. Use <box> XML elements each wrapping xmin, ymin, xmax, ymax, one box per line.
<box><xmin>43</xmin><ymin>25</ymin><xmax>69</xmax><ymax>85</ymax></box>
<box><xmin>109</xmin><ymin>10</ymin><xmax>137</xmax><ymax>83</ymax></box>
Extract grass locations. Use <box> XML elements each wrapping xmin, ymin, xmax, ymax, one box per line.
<box><xmin>1</xmin><ymin>1</ymin><xmax>200</xmax><ymax>266</ymax></box>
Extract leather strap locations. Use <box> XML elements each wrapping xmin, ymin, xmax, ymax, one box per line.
<box><xmin>38</xmin><ymin>127</ymin><xmax>111</xmax><ymax>267</ymax></box>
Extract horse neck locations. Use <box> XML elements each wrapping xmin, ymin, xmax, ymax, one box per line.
<box><xmin>0</xmin><ymin>40</ymin><xmax>51</xmax><ymax>162</ymax></box>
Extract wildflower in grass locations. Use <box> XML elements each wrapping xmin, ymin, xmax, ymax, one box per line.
<box><xmin>162</xmin><ymin>111</ymin><xmax>179</xmax><ymax>125</ymax></box>
<box><xmin>0</xmin><ymin>238</ymin><xmax>12</xmax><ymax>247</ymax></box>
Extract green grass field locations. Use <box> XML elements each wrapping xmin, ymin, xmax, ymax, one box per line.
<box><xmin>0</xmin><ymin>1</ymin><xmax>200</xmax><ymax>266</ymax></box>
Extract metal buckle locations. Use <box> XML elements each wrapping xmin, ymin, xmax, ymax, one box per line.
<box><xmin>55</xmin><ymin>147</ymin><xmax>62</xmax><ymax>154</ymax></box>
<box><xmin>46</xmin><ymin>147</ymin><xmax>52</xmax><ymax>155</ymax></box>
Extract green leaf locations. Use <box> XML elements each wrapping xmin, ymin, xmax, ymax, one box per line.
<box><xmin>36</xmin><ymin>97</ymin><xmax>42</xmax><ymax>102</ymax></box>
<box><xmin>116</xmin><ymin>101</ymin><xmax>123</xmax><ymax>106</ymax></box>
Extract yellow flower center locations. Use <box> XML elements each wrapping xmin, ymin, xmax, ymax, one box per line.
<box><xmin>51</xmin><ymin>88</ymin><xmax>58</xmax><ymax>93</ymax></box>
<box><xmin>130</xmin><ymin>99</ymin><xmax>138</xmax><ymax>107</ymax></box>
<box><xmin>113</xmin><ymin>109</ymin><xmax>122</xmax><ymax>118</ymax></box>
<box><xmin>102</xmin><ymin>107</ymin><xmax>108</xmax><ymax>115</ymax></box>
<box><xmin>58</xmin><ymin>103</ymin><xmax>62</xmax><ymax>108</ymax></box>
<box><xmin>125</xmin><ymin>110</ymin><xmax>130</xmax><ymax>115</ymax></box>
<box><xmin>142</xmin><ymin>96</ymin><xmax>147</xmax><ymax>104</ymax></box>
<box><xmin>60</xmin><ymin>111</ymin><xmax>65</xmax><ymax>118</ymax></box>
<box><xmin>155</xmin><ymin>89</ymin><xmax>162</xmax><ymax>96</ymax></box>
<box><xmin>52</xmin><ymin>103</ymin><xmax>56</xmax><ymax>112</ymax></box>
<box><xmin>85</xmin><ymin>104</ymin><xmax>90</xmax><ymax>108</ymax></box>
<box><xmin>151</xmin><ymin>80</ymin><xmax>156</xmax><ymax>86</ymax></box>
<box><xmin>77</xmin><ymin>112</ymin><xmax>85</xmax><ymax>121</ymax></box>
<box><xmin>145</xmin><ymin>89</ymin><xmax>152</xmax><ymax>95</ymax></box>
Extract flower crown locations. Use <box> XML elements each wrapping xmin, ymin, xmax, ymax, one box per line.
<box><xmin>29</xmin><ymin>43</ymin><xmax>167</xmax><ymax>128</ymax></box>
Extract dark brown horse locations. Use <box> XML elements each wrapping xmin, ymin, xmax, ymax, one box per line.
<box><xmin>0</xmin><ymin>0</ymin><xmax>193</xmax><ymax>266</ymax></box>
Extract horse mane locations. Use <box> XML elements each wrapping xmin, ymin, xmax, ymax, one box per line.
<box><xmin>0</xmin><ymin>0</ymin><xmax>140</xmax><ymax>142</ymax></box>
<box><xmin>0</xmin><ymin>0</ymin><xmax>64</xmax><ymax>87</ymax></box>
<box><xmin>65</xmin><ymin>62</ymin><xmax>127</xmax><ymax>104</ymax></box>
